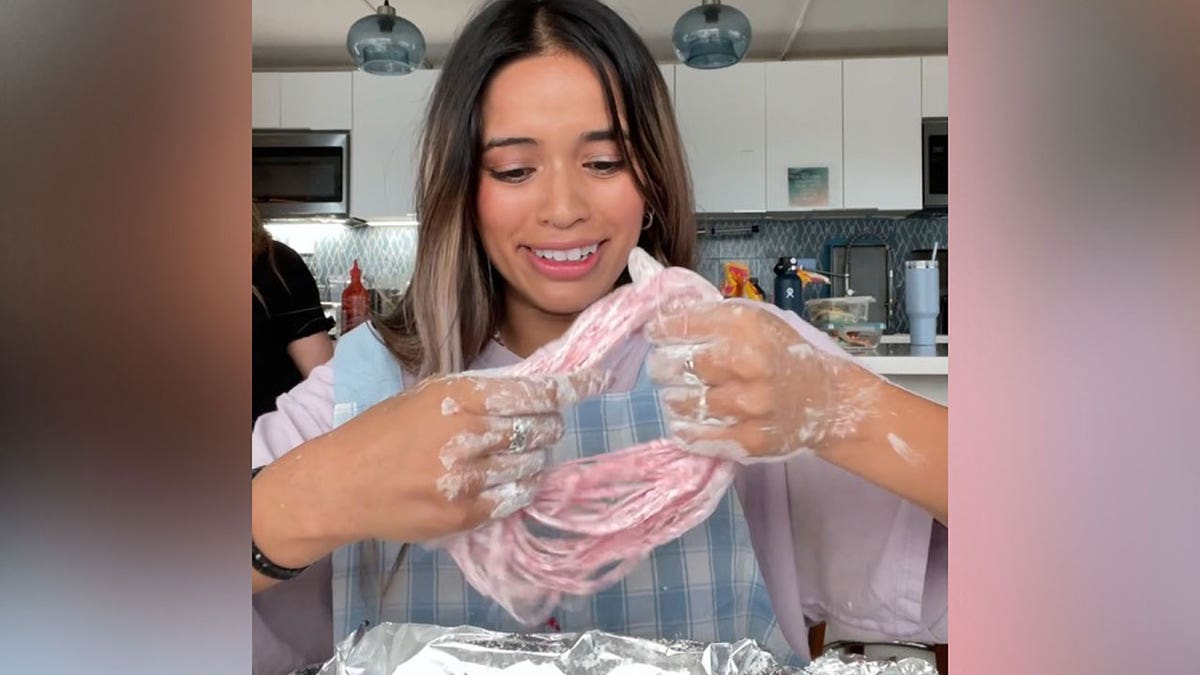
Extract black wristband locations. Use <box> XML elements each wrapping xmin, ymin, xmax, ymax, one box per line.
<box><xmin>252</xmin><ymin>540</ymin><xmax>309</xmax><ymax>580</ymax></box>
<box><xmin>251</xmin><ymin>466</ymin><xmax>309</xmax><ymax>580</ymax></box>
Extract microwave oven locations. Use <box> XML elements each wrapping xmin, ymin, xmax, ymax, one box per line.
<box><xmin>252</xmin><ymin>130</ymin><xmax>350</xmax><ymax>218</ymax></box>
<box><xmin>922</xmin><ymin>117</ymin><xmax>948</xmax><ymax>209</ymax></box>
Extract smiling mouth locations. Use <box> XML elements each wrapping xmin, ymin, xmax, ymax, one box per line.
<box><xmin>519</xmin><ymin>240</ymin><xmax>608</xmax><ymax>281</ymax></box>
<box><xmin>528</xmin><ymin>242</ymin><xmax>600</xmax><ymax>262</ymax></box>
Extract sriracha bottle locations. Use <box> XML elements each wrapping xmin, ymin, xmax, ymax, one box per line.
<box><xmin>341</xmin><ymin>259</ymin><xmax>370</xmax><ymax>333</ymax></box>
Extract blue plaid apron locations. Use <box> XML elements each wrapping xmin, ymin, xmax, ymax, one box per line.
<box><xmin>329</xmin><ymin>325</ymin><xmax>803</xmax><ymax>666</ymax></box>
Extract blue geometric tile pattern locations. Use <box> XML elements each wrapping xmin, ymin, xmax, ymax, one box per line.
<box><xmin>303</xmin><ymin>225</ymin><xmax>420</xmax><ymax>298</ymax></box>
<box><xmin>303</xmin><ymin>216</ymin><xmax>947</xmax><ymax>332</ymax></box>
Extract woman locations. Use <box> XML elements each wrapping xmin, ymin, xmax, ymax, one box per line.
<box><xmin>251</xmin><ymin>0</ymin><xmax>947</xmax><ymax>672</ymax></box>
<box><xmin>252</xmin><ymin>206</ymin><xmax>334</xmax><ymax>424</ymax></box>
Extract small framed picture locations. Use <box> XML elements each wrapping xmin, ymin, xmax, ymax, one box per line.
<box><xmin>787</xmin><ymin>166</ymin><xmax>831</xmax><ymax>207</ymax></box>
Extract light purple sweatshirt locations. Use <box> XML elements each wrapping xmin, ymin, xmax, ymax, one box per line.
<box><xmin>250</xmin><ymin>302</ymin><xmax>947</xmax><ymax>675</ymax></box>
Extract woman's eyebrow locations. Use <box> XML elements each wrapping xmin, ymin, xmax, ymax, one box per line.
<box><xmin>482</xmin><ymin>129</ymin><xmax>625</xmax><ymax>150</ymax></box>
<box><xmin>581</xmin><ymin>129</ymin><xmax>617</xmax><ymax>142</ymax></box>
<box><xmin>483</xmin><ymin>136</ymin><xmax>537</xmax><ymax>150</ymax></box>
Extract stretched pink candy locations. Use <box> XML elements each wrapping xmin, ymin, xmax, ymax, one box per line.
<box><xmin>438</xmin><ymin>249</ymin><xmax>736</xmax><ymax>624</ymax></box>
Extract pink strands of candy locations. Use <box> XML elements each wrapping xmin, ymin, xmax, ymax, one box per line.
<box><xmin>437</xmin><ymin>249</ymin><xmax>736</xmax><ymax>625</ymax></box>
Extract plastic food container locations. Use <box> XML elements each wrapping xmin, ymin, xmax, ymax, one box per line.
<box><xmin>829</xmin><ymin>322</ymin><xmax>885</xmax><ymax>352</ymax></box>
<box><xmin>805</xmin><ymin>295</ymin><xmax>875</xmax><ymax>326</ymax></box>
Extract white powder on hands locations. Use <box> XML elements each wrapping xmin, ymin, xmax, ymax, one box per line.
<box><xmin>887</xmin><ymin>432</ymin><xmax>923</xmax><ymax>465</ymax></box>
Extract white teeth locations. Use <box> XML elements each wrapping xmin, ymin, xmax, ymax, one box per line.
<box><xmin>532</xmin><ymin>243</ymin><xmax>599</xmax><ymax>262</ymax></box>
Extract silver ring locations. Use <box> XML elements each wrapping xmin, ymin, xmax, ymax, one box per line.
<box><xmin>508</xmin><ymin>418</ymin><xmax>531</xmax><ymax>453</ymax></box>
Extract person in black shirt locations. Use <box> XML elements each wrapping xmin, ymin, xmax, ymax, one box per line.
<box><xmin>252</xmin><ymin>206</ymin><xmax>334</xmax><ymax>424</ymax></box>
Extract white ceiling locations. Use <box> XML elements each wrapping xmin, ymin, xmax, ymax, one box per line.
<box><xmin>252</xmin><ymin>0</ymin><xmax>947</xmax><ymax>70</ymax></box>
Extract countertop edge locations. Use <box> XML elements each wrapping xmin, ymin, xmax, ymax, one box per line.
<box><xmin>879</xmin><ymin>334</ymin><xmax>950</xmax><ymax>345</ymax></box>
<box><xmin>856</xmin><ymin>355</ymin><xmax>948</xmax><ymax>376</ymax></box>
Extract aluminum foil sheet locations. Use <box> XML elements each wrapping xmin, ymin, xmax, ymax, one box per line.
<box><xmin>802</xmin><ymin>652</ymin><xmax>937</xmax><ymax>675</ymax></box>
<box><xmin>306</xmin><ymin>623</ymin><xmax>937</xmax><ymax>675</ymax></box>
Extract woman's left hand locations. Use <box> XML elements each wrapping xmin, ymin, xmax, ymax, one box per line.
<box><xmin>646</xmin><ymin>300</ymin><xmax>883</xmax><ymax>463</ymax></box>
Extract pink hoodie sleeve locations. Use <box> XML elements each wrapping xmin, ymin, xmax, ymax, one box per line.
<box><xmin>733</xmin><ymin>300</ymin><xmax>947</xmax><ymax>646</ymax></box>
<box><xmin>251</xmin><ymin>365</ymin><xmax>339</xmax><ymax>674</ymax></box>
<box><xmin>251</xmin><ymin>363</ymin><xmax>336</xmax><ymax>468</ymax></box>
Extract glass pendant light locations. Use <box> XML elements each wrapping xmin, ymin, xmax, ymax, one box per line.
<box><xmin>346</xmin><ymin>0</ymin><xmax>426</xmax><ymax>75</ymax></box>
<box><xmin>672</xmin><ymin>0</ymin><xmax>752</xmax><ymax>70</ymax></box>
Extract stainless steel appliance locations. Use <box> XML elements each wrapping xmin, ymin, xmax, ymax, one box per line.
<box><xmin>252</xmin><ymin>130</ymin><xmax>350</xmax><ymax>218</ymax></box>
<box><xmin>922</xmin><ymin>117</ymin><xmax>948</xmax><ymax>209</ymax></box>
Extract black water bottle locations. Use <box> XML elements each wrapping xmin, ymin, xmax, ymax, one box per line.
<box><xmin>773</xmin><ymin>257</ymin><xmax>804</xmax><ymax>315</ymax></box>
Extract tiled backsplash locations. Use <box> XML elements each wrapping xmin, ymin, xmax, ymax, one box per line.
<box><xmin>292</xmin><ymin>215</ymin><xmax>947</xmax><ymax>333</ymax></box>
<box><xmin>307</xmin><ymin>225</ymin><xmax>420</xmax><ymax>291</ymax></box>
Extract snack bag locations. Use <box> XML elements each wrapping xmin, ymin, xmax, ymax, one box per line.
<box><xmin>720</xmin><ymin>262</ymin><xmax>752</xmax><ymax>299</ymax></box>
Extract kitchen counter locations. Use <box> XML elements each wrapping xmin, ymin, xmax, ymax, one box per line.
<box><xmin>857</xmin><ymin>342</ymin><xmax>948</xmax><ymax>376</ymax></box>
<box><xmin>851</xmin><ymin>339</ymin><xmax>948</xmax><ymax>404</ymax></box>
<box><xmin>879</xmin><ymin>333</ymin><xmax>948</xmax><ymax>345</ymax></box>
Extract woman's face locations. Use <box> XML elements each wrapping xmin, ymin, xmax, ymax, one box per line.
<box><xmin>476</xmin><ymin>52</ymin><xmax>645</xmax><ymax>318</ymax></box>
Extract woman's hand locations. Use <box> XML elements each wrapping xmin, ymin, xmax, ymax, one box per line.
<box><xmin>645</xmin><ymin>300</ymin><xmax>882</xmax><ymax>463</ymax></box>
<box><xmin>252</xmin><ymin>368</ymin><xmax>611</xmax><ymax>575</ymax></box>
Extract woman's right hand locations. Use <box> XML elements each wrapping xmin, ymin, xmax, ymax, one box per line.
<box><xmin>251</xmin><ymin>368</ymin><xmax>610</xmax><ymax>574</ymax></box>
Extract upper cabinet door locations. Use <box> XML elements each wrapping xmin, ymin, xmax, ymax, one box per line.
<box><xmin>765</xmin><ymin>60</ymin><xmax>843</xmax><ymax>211</ymax></box>
<box><xmin>922</xmin><ymin>56</ymin><xmax>949</xmax><ymax>118</ymax></box>
<box><xmin>674</xmin><ymin>63</ymin><xmax>766</xmax><ymax>213</ymax></box>
<box><xmin>252</xmin><ymin>73</ymin><xmax>281</xmax><ymax>129</ymax></box>
<box><xmin>350</xmin><ymin>70</ymin><xmax>439</xmax><ymax>219</ymax></box>
<box><xmin>280</xmin><ymin>72</ymin><xmax>353</xmax><ymax>129</ymax></box>
<box><xmin>843</xmin><ymin>57</ymin><xmax>923</xmax><ymax>210</ymax></box>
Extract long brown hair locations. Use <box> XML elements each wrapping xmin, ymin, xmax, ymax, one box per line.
<box><xmin>375</xmin><ymin>0</ymin><xmax>696</xmax><ymax>378</ymax></box>
<box><xmin>252</xmin><ymin>204</ymin><xmax>289</xmax><ymax>308</ymax></box>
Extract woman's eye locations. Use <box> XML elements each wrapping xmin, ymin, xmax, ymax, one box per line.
<box><xmin>489</xmin><ymin>167</ymin><xmax>535</xmax><ymax>183</ymax></box>
<box><xmin>585</xmin><ymin>159</ymin><xmax>626</xmax><ymax>175</ymax></box>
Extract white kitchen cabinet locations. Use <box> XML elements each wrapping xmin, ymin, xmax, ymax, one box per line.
<box><xmin>350</xmin><ymin>70</ymin><xmax>439</xmax><ymax>219</ymax></box>
<box><xmin>280</xmin><ymin>72</ymin><xmax>352</xmax><ymax>129</ymax></box>
<box><xmin>765</xmin><ymin>60</ymin><xmax>843</xmax><ymax>211</ymax></box>
<box><xmin>252</xmin><ymin>72</ymin><xmax>282</xmax><ymax>128</ymax></box>
<box><xmin>843</xmin><ymin>57</ymin><xmax>923</xmax><ymax>210</ymax></box>
<box><xmin>674</xmin><ymin>63</ymin><xmax>766</xmax><ymax>213</ymax></box>
<box><xmin>922</xmin><ymin>56</ymin><xmax>949</xmax><ymax>118</ymax></box>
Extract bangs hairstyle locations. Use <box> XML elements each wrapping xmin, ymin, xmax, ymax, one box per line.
<box><xmin>375</xmin><ymin>0</ymin><xmax>695</xmax><ymax>378</ymax></box>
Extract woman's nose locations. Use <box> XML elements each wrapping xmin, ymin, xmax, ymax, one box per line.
<box><xmin>537</xmin><ymin>163</ymin><xmax>589</xmax><ymax>229</ymax></box>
